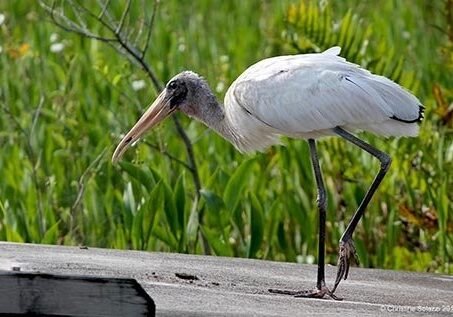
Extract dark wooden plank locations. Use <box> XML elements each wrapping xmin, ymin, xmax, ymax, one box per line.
<box><xmin>0</xmin><ymin>271</ymin><xmax>155</xmax><ymax>316</ymax></box>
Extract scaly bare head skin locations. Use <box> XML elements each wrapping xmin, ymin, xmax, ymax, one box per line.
<box><xmin>112</xmin><ymin>71</ymin><xmax>209</xmax><ymax>163</ymax></box>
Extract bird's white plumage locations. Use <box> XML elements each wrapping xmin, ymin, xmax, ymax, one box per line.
<box><xmin>224</xmin><ymin>47</ymin><xmax>422</xmax><ymax>152</ymax></box>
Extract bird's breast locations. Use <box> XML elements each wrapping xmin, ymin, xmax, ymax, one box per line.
<box><xmin>224</xmin><ymin>86</ymin><xmax>281</xmax><ymax>153</ymax></box>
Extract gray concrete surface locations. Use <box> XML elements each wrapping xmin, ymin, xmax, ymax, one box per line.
<box><xmin>0</xmin><ymin>242</ymin><xmax>452</xmax><ymax>316</ymax></box>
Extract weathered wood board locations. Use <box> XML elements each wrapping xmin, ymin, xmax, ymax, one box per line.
<box><xmin>0</xmin><ymin>271</ymin><xmax>155</xmax><ymax>316</ymax></box>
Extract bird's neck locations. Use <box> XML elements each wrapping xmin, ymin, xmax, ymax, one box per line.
<box><xmin>194</xmin><ymin>95</ymin><xmax>241</xmax><ymax>149</ymax></box>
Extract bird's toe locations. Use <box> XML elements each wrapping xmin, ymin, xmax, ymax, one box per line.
<box><xmin>332</xmin><ymin>238</ymin><xmax>359</xmax><ymax>293</ymax></box>
<box><xmin>269</xmin><ymin>285</ymin><xmax>342</xmax><ymax>301</ymax></box>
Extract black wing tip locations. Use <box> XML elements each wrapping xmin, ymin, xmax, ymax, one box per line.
<box><xmin>391</xmin><ymin>104</ymin><xmax>425</xmax><ymax>123</ymax></box>
<box><xmin>419</xmin><ymin>104</ymin><xmax>425</xmax><ymax>121</ymax></box>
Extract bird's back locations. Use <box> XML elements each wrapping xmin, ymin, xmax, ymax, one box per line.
<box><xmin>224</xmin><ymin>47</ymin><xmax>423</xmax><ymax>152</ymax></box>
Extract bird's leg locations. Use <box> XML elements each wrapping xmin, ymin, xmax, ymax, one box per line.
<box><xmin>269</xmin><ymin>139</ymin><xmax>340</xmax><ymax>300</ymax></box>
<box><xmin>293</xmin><ymin>139</ymin><xmax>339</xmax><ymax>299</ymax></box>
<box><xmin>330</xmin><ymin>127</ymin><xmax>391</xmax><ymax>294</ymax></box>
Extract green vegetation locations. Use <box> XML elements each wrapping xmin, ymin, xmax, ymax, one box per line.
<box><xmin>0</xmin><ymin>0</ymin><xmax>451</xmax><ymax>274</ymax></box>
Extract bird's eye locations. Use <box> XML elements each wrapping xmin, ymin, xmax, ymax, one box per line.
<box><xmin>168</xmin><ymin>80</ymin><xmax>178</xmax><ymax>90</ymax></box>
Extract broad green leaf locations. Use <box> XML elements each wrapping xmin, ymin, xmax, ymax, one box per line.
<box><xmin>112</xmin><ymin>74</ymin><xmax>122</xmax><ymax>86</ymax></box>
<box><xmin>161</xmin><ymin>180</ymin><xmax>179</xmax><ymax>241</ymax></box>
<box><xmin>248</xmin><ymin>194</ymin><xmax>264</xmax><ymax>258</ymax></box>
<box><xmin>153</xmin><ymin>226</ymin><xmax>177</xmax><ymax>250</ymax></box>
<box><xmin>223</xmin><ymin>159</ymin><xmax>255</xmax><ymax>212</ymax></box>
<box><xmin>123</xmin><ymin>182</ymin><xmax>136</xmax><ymax>216</ymax></box>
<box><xmin>263</xmin><ymin>199</ymin><xmax>281</xmax><ymax>259</ymax></box>
<box><xmin>186</xmin><ymin>197</ymin><xmax>199</xmax><ymax>248</ymax></box>
<box><xmin>113</xmin><ymin>227</ymin><xmax>127</xmax><ymax>249</ymax></box>
<box><xmin>201</xmin><ymin>189</ymin><xmax>225</xmax><ymax>211</ymax></box>
<box><xmin>5</xmin><ymin>225</ymin><xmax>24</xmax><ymax>243</ymax></box>
<box><xmin>131</xmin><ymin>207</ymin><xmax>144</xmax><ymax>249</ymax></box>
<box><xmin>142</xmin><ymin>181</ymin><xmax>164</xmax><ymax>249</ymax></box>
<box><xmin>174</xmin><ymin>174</ymin><xmax>186</xmax><ymax>232</ymax></box>
<box><xmin>119</xmin><ymin>161</ymin><xmax>155</xmax><ymax>188</ymax></box>
<box><xmin>201</xmin><ymin>227</ymin><xmax>233</xmax><ymax>257</ymax></box>
<box><xmin>41</xmin><ymin>221</ymin><xmax>60</xmax><ymax>244</ymax></box>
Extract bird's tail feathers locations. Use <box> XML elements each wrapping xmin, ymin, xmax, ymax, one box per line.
<box><xmin>370</xmin><ymin>75</ymin><xmax>424</xmax><ymax>124</ymax></box>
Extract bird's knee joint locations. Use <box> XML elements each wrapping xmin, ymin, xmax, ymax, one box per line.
<box><xmin>381</xmin><ymin>155</ymin><xmax>392</xmax><ymax>171</ymax></box>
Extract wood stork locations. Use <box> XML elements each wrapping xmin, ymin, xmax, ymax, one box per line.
<box><xmin>112</xmin><ymin>47</ymin><xmax>424</xmax><ymax>300</ymax></box>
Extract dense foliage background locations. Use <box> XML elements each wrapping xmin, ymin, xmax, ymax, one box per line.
<box><xmin>0</xmin><ymin>0</ymin><xmax>451</xmax><ymax>274</ymax></box>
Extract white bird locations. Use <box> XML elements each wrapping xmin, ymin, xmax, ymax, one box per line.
<box><xmin>112</xmin><ymin>47</ymin><xmax>424</xmax><ymax>300</ymax></box>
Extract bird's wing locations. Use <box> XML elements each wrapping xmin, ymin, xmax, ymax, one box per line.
<box><xmin>226</xmin><ymin>48</ymin><xmax>421</xmax><ymax>135</ymax></box>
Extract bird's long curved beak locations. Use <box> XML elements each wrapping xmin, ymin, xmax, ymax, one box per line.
<box><xmin>112</xmin><ymin>90</ymin><xmax>173</xmax><ymax>163</ymax></box>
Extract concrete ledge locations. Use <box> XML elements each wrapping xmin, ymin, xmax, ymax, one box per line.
<box><xmin>0</xmin><ymin>242</ymin><xmax>452</xmax><ymax>316</ymax></box>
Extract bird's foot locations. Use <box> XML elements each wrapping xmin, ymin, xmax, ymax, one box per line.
<box><xmin>269</xmin><ymin>285</ymin><xmax>342</xmax><ymax>300</ymax></box>
<box><xmin>331</xmin><ymin>238</ymin><xmax>359</xmax><ymax>293</ymax></box>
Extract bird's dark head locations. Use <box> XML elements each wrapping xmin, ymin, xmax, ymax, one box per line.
<box><xmin>165</xmin><ymin>71</ymin><xmax>214</xmax><ymax>117</ymax></box>
<box><xmin>112</xmin><ymin>71</ymin><xmax>216</xmax><ymax>162</ymax></box>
